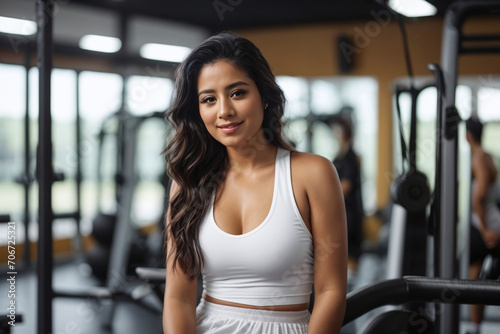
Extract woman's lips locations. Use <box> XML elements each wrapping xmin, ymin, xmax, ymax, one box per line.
<box><xmin>218</xmin><ymin>121</ymin><xmax>243</xmax><ymax>134</ymax></box>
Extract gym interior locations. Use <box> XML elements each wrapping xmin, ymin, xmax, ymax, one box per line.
<box><xmin>1</xmin><ymin>0</ymin><xmax>500</xmax><ymax>333</ymax></box>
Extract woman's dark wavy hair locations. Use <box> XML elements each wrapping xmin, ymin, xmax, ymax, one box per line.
<box><xmin>164</xmin><ymin>32</ymin><xmax>293</xmax><ymax>279</ymax></box>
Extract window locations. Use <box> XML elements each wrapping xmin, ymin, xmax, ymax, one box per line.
<box><xmin>278</xmin><ymin>76</ymin><xmax>379</xmax><ymax>213</ymax></box>
<box><xmin>79</xmin><ymin>71</ymin><xmax>123</xmax><ymax>225</ymax></box>
<box><xmin>125</xmin><ymin>75</ymin><xmax>173</xmax><ymax>115</ymax></box>
<box><xmin>478</xmin><ymin>86</ymin><xmax>500</xmax><ymax>122</ymax></box>
<box><xmin>478</xmin><ymin>86</ymin><xmax>500</xmax><ymax>169</ymax></box>
<box><xmin>0</xmin><ymin>64</ymin><xmax>26</xmax><ymax>244</ymax></box>
<box><xmin>131</xmin><ymin>117</ymin><xmax>169</xmax><ymax>226</ymax></box>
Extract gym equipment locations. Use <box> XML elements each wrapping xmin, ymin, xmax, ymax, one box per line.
<box><xmin>34</xmin><ymin>4</ymin><xmax>171</xmax><ymax>328</ymax></box>
<box><xmin>135</xmin><ymin>268</ymin><xmax>500</xmax><ymax>332</ymax></box>
<box><xmin>85</xmin><ymin>243</ymin><xmax>111</xmax><ymax>280</ymax></box>
<box><xmin>360</xmin><ymin>310</ymin><xmax>434</xmax><ymax>334</ymax></box>
<box><xmin>91</xmin><ymin>213</ymin><xmax>117</xmax><ymax>245</ymax></box>
<box><xmin>390</xmin><ymin>170</ymin><xmax>430</xmax><ymax>213</ymax></box>
<box><xmin>391</xmin><ymin>83</ymin><xmax>432</xmax><ymax>214</ymax></box>
<box><xmin>428</xmin><ymin>2</ymin><xmax>500</xmax><ymax>332</ymax></box>
<box><xmin>343</xmin><ymin>276</ymin><xmax>500</xmax><ymax>328</ymax></box>
<box><xmin>382</xmin><ymin>8</ymin><xmax>433</xmax><ymax>329</ymax></box>
<box><xmin>479</xmin><ymin>255</ymin><xmax>500</xmax><ymax>281</ymax></box>
<box><xmin>92</xmin><ymin>111</ymin><xmax>170</xmax><ymax>327</ymax></box>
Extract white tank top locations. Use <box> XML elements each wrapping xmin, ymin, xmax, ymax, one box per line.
<box><xmin>198</xmin><ymin>148</ymin><xmax>314</xmax><ymax>306</ymax></box>
<box><xmin>471</xmin><ymin>180</ymin><xmax>500</xmax><ymax>233</ymax></box>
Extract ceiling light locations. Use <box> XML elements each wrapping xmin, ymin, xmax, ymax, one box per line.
<box><xmin>0</xmin><ymin>16</ymin><xmax>36</xmax><ymax>36</ymax></box>
<box><xmin>79</xmin><ymin>34</ymin><xmax>122</xmax><ymax>53</ymax></box>
<box><xmin>388</xmin><ymin>0</ymin><xmax>437</xmax><ymax>17</ymax></box>
<box><xmin>140</xmin><ymin>43</ymin><xmax>192</xmax><ymax>63</ymax></box>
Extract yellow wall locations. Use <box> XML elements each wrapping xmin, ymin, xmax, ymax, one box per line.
<box><xmin>237</xmin><ymin>15</ymin><xmax>500</xmax><ymax>209</ymax></box>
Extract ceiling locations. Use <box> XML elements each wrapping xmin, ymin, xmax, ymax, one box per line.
<box><xmin>0</xmin><ymin>0</ymin><xmax>460</xmax><ymax>56</ymax></box>
<box><xmin>71</xmin><ymin>0</ymin><xmax>458</xmax><ymax>32</ymax></box>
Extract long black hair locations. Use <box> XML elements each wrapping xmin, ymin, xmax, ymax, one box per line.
<box><xmin>164</xmin><ymin>32</ymin><xmax>292</xmax><ymax>279</ymax></box>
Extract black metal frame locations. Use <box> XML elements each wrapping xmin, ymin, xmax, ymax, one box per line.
<box><xmin>37</xmin><ymin>1</ymin><xmax>54</xmax><ymax>333</ymax></box>
<box><xmin>343</xmin><ymin>276</ymin><xmax>500</xmax><ymax>326</ymax></box>
<box><xmin>433</xmin><ymin>2</ymin><xmax>500</xmax><ymax>333</ymax></box>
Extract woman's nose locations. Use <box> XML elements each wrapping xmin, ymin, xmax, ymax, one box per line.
<box><xmin>218</xmin><ymin>98</ymin><xmax>234</xmax><ymax>118</ymax></box>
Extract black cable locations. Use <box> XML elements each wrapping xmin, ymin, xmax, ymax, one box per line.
<box><xmin>375</xmin><ymin>0</ymin><xmax>420</xmax><ymax>173</ymax></box>
<box><xmin>395</xmin><ymin>15</ymin><xmax>416</xmax><ymax>89</ymax></box>
<box><xmin>375</xmin><ymin>0</ymin><xmax>416</xmax><ymax>89</ymax></box>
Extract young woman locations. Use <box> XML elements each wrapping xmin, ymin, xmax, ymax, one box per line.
<box><xmin>162</xmin><ymin>32</ymin><xmax>347</xmax><ymax>334</ymax></box>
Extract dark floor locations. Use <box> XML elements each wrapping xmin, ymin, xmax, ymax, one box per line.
<box><xmin>2</xmin><ymin>253</ymin><xmax>500</xmax><ymax>334</ymax></box>
<box><xmin>1</xmin><ymin>257</ymin><xmax>163</xmax><ymax>334</ymax></box>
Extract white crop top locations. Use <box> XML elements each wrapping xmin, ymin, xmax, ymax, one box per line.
<box><xmin>198</xmin><ymin>148</ymin><xmax>314</xmax><ymax>306</ymax></box>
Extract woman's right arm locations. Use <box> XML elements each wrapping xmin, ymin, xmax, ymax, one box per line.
<box><xmin>163</xmin><ymin>181</ymin><xmax>198</xmax><ymax>334</ymax></box>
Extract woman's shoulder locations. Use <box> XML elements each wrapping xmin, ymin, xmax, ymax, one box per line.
<box><xmin>290</xmin><ymin>151</ymin><xmax>339</xmax><ymax>181</ymax></box>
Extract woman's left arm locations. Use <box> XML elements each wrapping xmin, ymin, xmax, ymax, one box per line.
<box><xmin>302</xmin><ymin>154</ymin><xmax>348</xmax><ymax>334</ymax></box>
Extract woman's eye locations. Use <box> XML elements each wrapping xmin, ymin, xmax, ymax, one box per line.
<box><xmin>201</xmin><ymin>96</ymin><xmax>216</xmax><ymax>103</ymax></box>
<box><xmin>231</xmin><ymin>90</ymin><xmax>246</xmax><ymax>98</ymax></box>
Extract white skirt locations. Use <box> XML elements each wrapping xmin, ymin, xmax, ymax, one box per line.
<box><xmin>196</xmin><ymin>299</ymin><xmax>310</xmax><ymax>334</ymax></box>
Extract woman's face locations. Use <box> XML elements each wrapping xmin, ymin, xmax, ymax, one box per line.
<box><xmin>197</xmin><ymin>59</ymin><xmax>265</xmax><ymax>149</ymax></box>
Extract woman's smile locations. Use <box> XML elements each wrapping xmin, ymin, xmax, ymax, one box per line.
<box><xmin>218</xmin><ymin>121</ymin><xmax>244</xmax><ymax>134</ymax></box>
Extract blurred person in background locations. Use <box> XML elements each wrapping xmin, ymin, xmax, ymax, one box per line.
<box><xmin>466</xmin><ymin>117</ymin><xmax>500</xmax><ymax>334</ymax></box>
<box><xmin>331</xmin><ymin>116</ymin><xmax>364</xmax><ymax>287</ymax></box>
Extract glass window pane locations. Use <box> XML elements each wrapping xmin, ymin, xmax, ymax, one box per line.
<box><xmin>478</xmin><ymin>87</ymin><xmax>500</xmax><ymax>122</ymax></box>
<box><xmin>52</xmin><ymin>69</ymin><xmax>77</xmax><ymax>177</ymax></box>
<box><xmin>126</xmin><ymin>75</ymin><xmax>173</xmax><ymax>115</ymax></box>
<box><xmin>456</xmin><ymin>85</ymin><xmax>472</xmax><ymax>120</ymax></box>
<box><xmin>283</xmin><ymin>119</ymin><xmax>308</xmax><ymax>152</ymax></box>
<box><xmin>276</xmin><ymin>76</ymin><xmax>309</xmax><ymax>119</ymax></box>
<box><xmin>79</xmin><ymin>71</ymin><xmax>123</xmax><ymax>221</ymax></box>
<box><xmin>132</xmin><ymin>117</ymin><xmax>169</xmax><ymax>225</ymax></box>
<box><xmin>417</xmin><ymin>86</ymin><xmax>437</xmax><ymax>123</ymax></box>
<box><xmin>0</xmin><ymin>64</ymin><xmax>25</xmax><ymax>221</ymax></box>
<box><xmin>416</xmin><ymin>86</ymin><xmax>437</xmax><ymax>190</ymax></box>
<box><xmin>51</xmin><ymin>69</ymin><xmax>78</xmax><ymax>214</ymax></box>
<box><xmin>0</xmin><ymin>64</ymin><xmax>25</xmax><ymax>118</ymax></box>
<box><xmin>311</xmin><ymin>120</ymin><xmax>336</xmax><ymax>158</ymax></box>
<box><xmin>310</xmin><ymin>80</ymin><xmax>341</xmax><ymax>114</ymax></box>
<box><xmin>79</xmin><ymin>71</ymin><xmax>123</xmax><ymax>126</ymax></box>
<box><xmin>483</xmin><ymin>122</ymin><xmax>500</xmax><ymax>169</ymax></box>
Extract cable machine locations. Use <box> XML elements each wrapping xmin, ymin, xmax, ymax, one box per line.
<box><xmin>430</xmin><ymin>1</ymin><xmax>500</xmax><ymax>332</ymax></box>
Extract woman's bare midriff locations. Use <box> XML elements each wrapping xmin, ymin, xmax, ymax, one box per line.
<box><xmin>202</xmin><ymin>293</ymin><xmax>309</xmax><ymax>311</ymax></box>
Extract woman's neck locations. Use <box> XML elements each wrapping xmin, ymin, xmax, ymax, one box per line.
<box><xmin>226</xmin><ymin>144</ymin><xmax>278</xmax><ymax>174</ymax></box>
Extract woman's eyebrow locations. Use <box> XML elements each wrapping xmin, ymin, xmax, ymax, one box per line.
<box><xmin>198</xmin><ymin>81</ymin><xmax>250</xmax><ymax>97</ymax></box>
